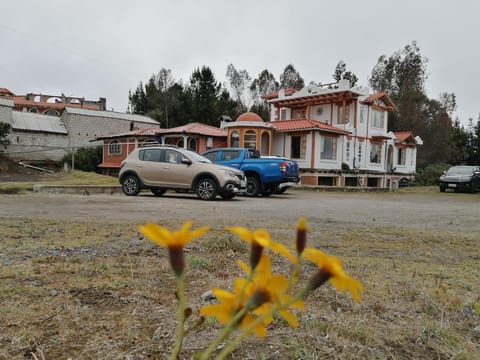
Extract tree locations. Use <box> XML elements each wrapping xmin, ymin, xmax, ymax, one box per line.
<box><xmin>368</xmin><ymin>41</ymin><xmax>454</xmax><ymax>168</ymax></box>
<box><xmin>333</xmin><ymin>60</ymin><xmax>358</xmax><ymax>87</ymax></box>
<box><xmin>279</xmin><ymin>64</ymin><xmax>305</xmax><ymax>89</ymax></box>
<box><xmin>226</xmin><ymin>64</ymin><xmax>251</xmax><ymax>113</ymax></box>
<box><xmin>189</xmin><ymin>66</ymin><xmax>222</xmax><ymax>126</ymax></box>
<box><xmin>250</xmin><ymin>69</ymin><xmax>279</xmax><ymax>121</ymax></box>
<box><xmin>0</xmin><ymin>122</ymin><xmax>11</xmax><ymax>150</ymax></box>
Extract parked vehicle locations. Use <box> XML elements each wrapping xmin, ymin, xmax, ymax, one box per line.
<box><xmin>119</xmin><ymin>146</ymin><xmax>246</xmax><ymax>200</ymax></box>
<box><xmin>439</xmin><ymin>165</ymin><xmax>480</xmax><ymax>193</ymax></box>
<box><xmin>202</xmin><ymin>148</ymin><xmax>299</xmax><ymax>196</ymax></box>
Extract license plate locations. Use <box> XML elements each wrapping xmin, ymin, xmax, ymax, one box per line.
<box><xmin>448</xmin><ymin>183</ymin><xmax>457</xmax><ymax>187</ymax></box>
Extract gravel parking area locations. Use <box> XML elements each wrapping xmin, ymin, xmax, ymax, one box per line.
<box><xmin>1</xmin><ymin>189</ymin><xmax>479</xmax><ymax>231</ymax></box>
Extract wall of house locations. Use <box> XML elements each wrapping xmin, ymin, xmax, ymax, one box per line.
<box><xmin>7</xmin><ymin>130</ymin><xmax>70</xmax><ymax>162</ymax></box>
<box><xmin>61</xmin><ymin>112</ymin><xmax>156</xmax><ymax>149</ymax></box>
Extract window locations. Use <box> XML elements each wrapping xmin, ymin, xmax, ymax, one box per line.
<box><xmin>291</xmin><ymin>135</ymin><xmax>306</xmax><ymax>159</ymax></box>
<box><xmin>371</xmin><ymin>109</ymin><xmax>384</xmax><ymax>128</ymax></box>
<box><xmin>221</xmin><ymin>150</ymin><xmax>241</xmax><ymax>161</ymax></box>
<box><xmin>108</xmin><ymin>141</ymin><xmax>121</xmax><ymax>155</ymax></box>
<box><xmin>164</xmin><ymin>149</ymin><xmax>183</xmax><ymax>164</ymax></box>
<box><xmin>140</xmin><ymin>148</ymin><xmax>161</xmax><ymax>162</ymax></box>
<box><xmin>243</xmin><ymin>130</ymin><xmax>257</xmax><ymax>149</ymax></box>
<box><xmin>336</xmin><ymin>106</ymin><xmax>343</xmax><ymax>124</ymax></box>
<box><xmin>346</xmin><ymin>140</ymin><xmax>351</xmax><ymax>162</ymax></box>
<box><xmin>230</xmin><ymin>131</ymin><xmax>239</xmax><ymax>147</ymax></box>
<box><xmin>321</xmin><ymin>136</ymin><xmax>337</xmax><ymax>160</ymax></box>
<box><xmin>397</xmin><ymin>148</ymin><xmax>406</xmax><ymax>165</ymax></box>
<box><xmin>280</xmin><ymin>108</ymin><xmax>287</xmax><ymax>120</ymax></box>
<box><xmin>293</xmin><ymin>109</ymin><xmax>306</xmax><ymax>119</ymax></box>
<box><xmin>370</xmin><ymin>143</ymin><xmax>382</xmax><ymax>163</ymax></box>
<box><xmin>359</xmin><ymin>105</ymin><xmax>365</xmax><ymax>124</ymax></box>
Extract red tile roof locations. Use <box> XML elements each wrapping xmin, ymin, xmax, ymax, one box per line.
<box><xmin>268</xmin><ymin>119</ymin><xmax>350</xmax><ymax>134</ymax></box>
<box><xmin>394</xmin><ymin>131</ymin><xmax>415</xmax><ymax>142</ymax></box>
<box><xmin>161</xmin><ymin>122</ymin><xmax>227</xmax><ymax>137</ymax></box>
<box><xmin>361</xmin><ymin>92</ymin><xmax>397</xmax><ymax>111</ymax></box>
<box><xmin>236</xmin><ymin>112</ymin><xmax>263</xmax><ymax>122</ymax></box>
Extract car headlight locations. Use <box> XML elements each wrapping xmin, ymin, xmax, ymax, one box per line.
<box><xmin>221</xmin><ymin>169</ymin><xmax>237</xmax><ymax>178</ymax></box>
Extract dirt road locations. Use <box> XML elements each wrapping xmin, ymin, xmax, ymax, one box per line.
<box><xmin>1</xmin><ymin>189</ymin><xmax>479</xmax><ymax>231</ymax></box>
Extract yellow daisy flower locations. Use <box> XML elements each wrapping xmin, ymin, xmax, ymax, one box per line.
<box><xmin>303</xmin><ymin>248</ymin><xmax>363</xmax><ymax>302</ymax></box>
<box><xmin>139</xmin><ymin>221</ymin><xmax>209</xmax><ymax>276</ymax></box>
<box><xmin>139</xmin><ymin>221</ymin><xmax>209</xmax><ymax>248</ymax></box>
<box><xmin>226</xmin><ymin>226</ymin><xmax>296</xmax><ymax>263</ymax></box>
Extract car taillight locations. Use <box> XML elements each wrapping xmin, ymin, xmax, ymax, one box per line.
<box><xmin>280</xmin><ymin>161</ymin><xmax>287</xmax><ymax>174</ymax></box>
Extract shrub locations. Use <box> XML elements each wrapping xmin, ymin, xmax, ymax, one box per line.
<box><xmin>62</xmin><ymin>146</ymin><xmax>102</xmax><ymax>172</ymax></box>
<box><xmin>414</xmin><ymin>163</ymin><xmax>451</xmax><ymax>186</ymax></box>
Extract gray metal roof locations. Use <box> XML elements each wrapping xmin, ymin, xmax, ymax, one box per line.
<box><xmin>65</xmin><ymin>107</ymin><xmax>158</xmax><ymax>124</ymax></box>
<box><xmin>11</xmin><ymin>112</ymin><xmax>68</xmax><ymax>134</ymax></box>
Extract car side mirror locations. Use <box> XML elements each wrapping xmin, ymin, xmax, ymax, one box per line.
<box><xmin>181</xmin><ymin>158</ymin><xmax>192</xmax><ymax>165</ymax></box>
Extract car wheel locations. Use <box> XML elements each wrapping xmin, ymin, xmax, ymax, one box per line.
<box><xmin>196</xmin><ymin>178</ymin><xmax>218</xmax><ymax>200</ymax></box>
<box><xmin>261</xmin><ymin>184</ymin><xmax>274</xmax><ymax>197</ymax></box>
<box><xmin>151</xmin><ymin>188</ymin><xmax>167</xmax><ymax>196</ymax></box>
<box><xmin>122</xmin><ymin>175</ymin><xmax>141</xmax><ymax>196</ymax></box>
<box><xmin>245</xmin><ymin>176</ymin><xmax>260</xmax><ymax>197</ymax></box>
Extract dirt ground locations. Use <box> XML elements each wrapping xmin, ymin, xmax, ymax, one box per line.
<box><xmin>1</xmin><ymin>189</ymin><xmax>480</xmax><ymax>359</ymax></box>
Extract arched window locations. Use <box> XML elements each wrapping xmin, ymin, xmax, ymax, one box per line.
<box><xmin>177</xmin><ymin>139</ymin><xmax>184</xmax><ymax>148</ymax></box>
<box><xmin>188</xmin><ymin>138</ymin><xmax>197</xmax><ymax>152</ymax></box>
<box><xmin>44</xmin><ymin>109</ymin><xmax>60</xmax><ymax>116</ymax></box>
<box><xmin>243</xmin><ymin>130</ymin><xmax>256</xmax><ymax>149</ymax></box>
<box><xmin>108</xmin><ymin>141</ymin><xmax>122</xmax><ymax>155</ymax></box>
<box><xmin>230</xmin><ymin>131</ymin><xmax>240</xmax><ymax>147</ymax></box>
<box><xmin>29</xmin><ymin>107</ymin><xmax>38</xmax><ymax>113</ymax></box>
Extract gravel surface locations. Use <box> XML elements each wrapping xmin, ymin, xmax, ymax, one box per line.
<box><xmin>1</xmin><ymin>189</ymin><xmax>479</xmax><ymax>231</ymax></box>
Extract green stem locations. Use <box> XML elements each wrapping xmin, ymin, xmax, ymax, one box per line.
<box><xmin>197</xmin><ymin>307</ymin><xmax>247</xmax><ymax>360</ymax></box>
<box><xmin>169</xmin><ymin>273</ymin><xmax>186</xmax><ymax>360</ymax></box>
<box><xmin>214</xmin><ymin>287</ymin><xmax>311</xmax><ymax>360</ymax></box>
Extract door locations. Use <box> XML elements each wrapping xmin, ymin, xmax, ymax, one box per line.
<box><xmin>161</xmin><ymin>149</ymin><xmax>195</xmax><ymax>188</ymax></box>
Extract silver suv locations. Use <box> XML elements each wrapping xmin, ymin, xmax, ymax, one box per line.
<box><xmin>119</xmin><ymin>146</ymin><xmax>246</xmax><ymax>200</ymax></box>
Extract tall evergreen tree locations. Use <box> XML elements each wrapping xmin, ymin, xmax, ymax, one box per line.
<box><xmin>189</xmin><ymin>66</ymin><xmax>222</xmax><ymax>126</ymax></box>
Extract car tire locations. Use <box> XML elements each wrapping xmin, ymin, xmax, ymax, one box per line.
<box><xmin>245</xmin><ymin>176</ymin><xmax>260</xmax><ymax>197</ymax></box>
<box><xmin>122</xmin><ymin>175</ymin><xmax>141</xmax><ymax>196</ymax></box>
<box><xmin>261</xmin><ymin>184</ymin><xmax>274</xmax><ymax>197</ymax></box>
<box><xmin>195</xmin><ymin>178</ymin><xmax>218</xmax><ymax>200</ymax></box>
<box><xmin>151</xmin><ymin>188</ymin><xmax>167</xmax><ymax>196</ymax></box>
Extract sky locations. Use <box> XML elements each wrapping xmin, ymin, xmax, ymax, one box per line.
<box><xmin>1</xmin><ymin>0</ymin><xmax>479</xmax><ymax>125</ymax></box>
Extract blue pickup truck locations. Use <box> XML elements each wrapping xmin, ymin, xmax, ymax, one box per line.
<box><xmin>202</xmin><ymin>148</ymin><xmax>299</xmax><ymax>196</ymax></box>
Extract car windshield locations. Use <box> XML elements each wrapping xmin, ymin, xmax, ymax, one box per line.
<box><xmin>183</xmin><ymin>149</ymin><xmax>212</xmax><ymax>163</ymax></box>
<box><xmin>446</xmin><ymin>166</ymin><xmax>474</xmax><ymax>175</ymax></box>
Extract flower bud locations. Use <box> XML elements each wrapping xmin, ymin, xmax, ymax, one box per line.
<box><xmin>296</xmin><ymin>217</ymin><xmax>307</xmax><ymax>255</ymax></box>
<box><xmin>168</xmin><ymin>246</ymin><xmax>185</xmax><ymax>277</ymax></box>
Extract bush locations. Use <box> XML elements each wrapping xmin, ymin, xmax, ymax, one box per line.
<box><xmin>62</xmin><ymin>146</ymin><xmax>102</xmax><ymax>172</ymax></box>
<box><xmin>413</xmin><ymin>163</ymin><xmax>451</xmax><ymax>186</ymax></box>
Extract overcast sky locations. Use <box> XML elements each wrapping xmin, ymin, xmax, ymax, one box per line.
<box><xmin>1</xmin><ymin>0</ymin><xmax>479</xmax><ymax>125</ymax></box>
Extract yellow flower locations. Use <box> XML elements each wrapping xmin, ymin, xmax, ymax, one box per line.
<box><xmin>238</xmin><ymin>254</ymin><xmax>304</xmax><ymax>327</ymax></box>
<box><xmin>200</xmin><ymin>287</ymin><xmax>268</xmax><ymax>338</ymax></box>
<box><xmin>139</xmin><ymin>221</ymin><xmax>209</xmax><ymax>248</ymax></box>
<box><xmin>226</xmin><ymin>226</ymin><xmax>295</xmax><ymax>263</ymax></box>
<box><xmin>303</xmin><ymin>248</ymin><xmax>363</xmax><ymax>302</ymax></box>
<box><xmin>139</xmin><ymin>221</ymin><xmax>209</xmax><ymax>276</ymax></box>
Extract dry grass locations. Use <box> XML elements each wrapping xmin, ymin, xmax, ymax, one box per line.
<box><xmin>1</xmin><ymin>216</ymin><xmax>479</xmax><ymax>359</ymax></box>
<box><xmin>0</xmin><ymin>170</ymin><xmax>118</xmax><ymax>193</ymax></box>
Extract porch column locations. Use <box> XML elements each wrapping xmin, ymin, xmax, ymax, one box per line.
<box><xmin>183</xmin><ymin>135</ymin><xmax>188</xmax><ymax>149</ymax></box>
